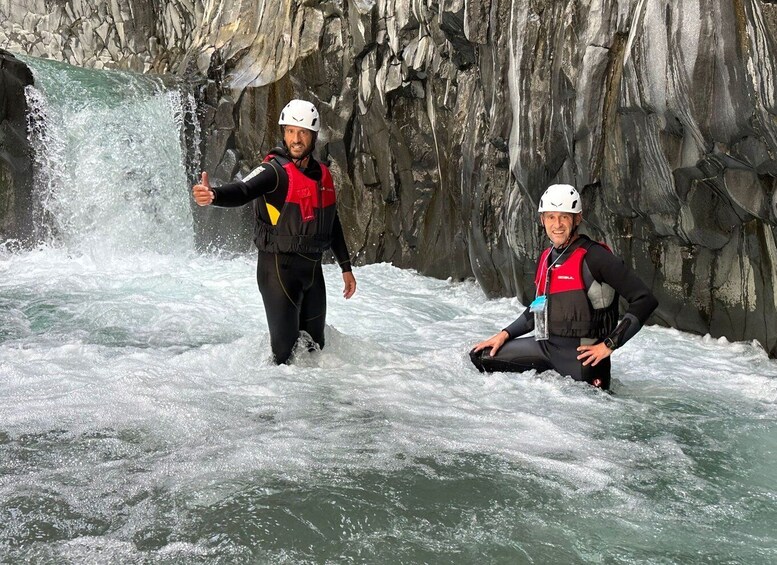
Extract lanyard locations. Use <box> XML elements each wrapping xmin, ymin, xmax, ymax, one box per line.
<box><xmin>536</xmin><ymin>243</ymin><xmax>571</xmax><ymax>298</ymax></box>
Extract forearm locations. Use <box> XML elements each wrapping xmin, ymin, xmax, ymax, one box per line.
<box><xmin>604</xmin><ymin>313</ymin><xmax>642</xmax><ymax>349</ymax></box>
<box><xmin>211</xmin><ymin>162</ymin><xmax>281</xmax><ymax>208</ymax></box>
<box><xmin>503</xmin><ymin>311</ymin><xmax>534</xmax><ymax>339</ymax></box>
<box><xmin>210</xmin><ymin>180</ymin><xmax>256</xmax><ymax>207</ymax></box>
<box><xmin>330</xmin><ymin>214</ymin><xmax>352</xmax><ymax>272</ymax></box>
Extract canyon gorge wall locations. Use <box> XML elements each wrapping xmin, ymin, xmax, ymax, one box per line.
<box><xmin>3</xmin><ymin>0</ymin><xmax>777</xmax><ymax>355</ymax></box>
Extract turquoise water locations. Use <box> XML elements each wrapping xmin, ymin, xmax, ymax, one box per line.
<box><xmin>0</xmin><ymin>53</ymin><xmax>775</xmax><ymax>564</ymax></box>
<box><xmin>1</xmin><ymin>253</ymin><xmax>775</xmax><ymax>564</ymax></box>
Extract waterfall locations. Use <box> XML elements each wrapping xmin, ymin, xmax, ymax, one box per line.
<box><xmin>19</xmin><ymin>55</ymin><xmax>198</xmax><ymax>256</ymax></box>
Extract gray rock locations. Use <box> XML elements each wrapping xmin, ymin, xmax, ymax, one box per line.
<box><xmin>0</xmin><ymin>49</ymin><xmax>35</xmax><ymax>245</ymax></box>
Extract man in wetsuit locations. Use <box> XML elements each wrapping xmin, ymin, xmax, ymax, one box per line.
<box><xmin>192</xmin><ymin>99</ymin><xmax>356</xmax><ymax>364</ymax></box>
<box><xmin>469</xmin><ymin>184</ymin><xmax>658</xmax><ymax>390</ymax></box>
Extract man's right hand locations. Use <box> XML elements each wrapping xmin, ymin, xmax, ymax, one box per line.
<box><xmin>471</xmin><ymin>330</ymin><xmax>510</xmax><ymax>357</ymax></box>
<box><xmin>192</xmin><ymin>172</ymin><xmax>214</xmax><ymax>206</ymax></box>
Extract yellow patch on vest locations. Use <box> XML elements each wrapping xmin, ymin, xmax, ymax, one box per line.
<box><xmin>266</xmin><ymin>203</ymin><xmax>281</xmax><ymax>225</ymax></box>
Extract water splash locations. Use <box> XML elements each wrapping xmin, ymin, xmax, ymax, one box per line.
<box><xmin>20</xmin><ymin>55</ymin><xmax>197</xmax><ymax>256</ymax></box>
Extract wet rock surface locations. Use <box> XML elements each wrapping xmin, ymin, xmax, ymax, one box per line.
<box><xmin>0</xmin><ymin>48</ymin><xmax>34</xmax><ymax>244</ymax></box>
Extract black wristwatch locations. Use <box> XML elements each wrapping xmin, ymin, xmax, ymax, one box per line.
<box><xmin>603</xmin><ymin>337</ymin><xmax>617</xmax><ymax>350</ymax></box>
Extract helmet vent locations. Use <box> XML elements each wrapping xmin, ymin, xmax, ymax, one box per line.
<box><xmin>278</xmin><ymin>99</ymin><xmax>321</xmax><ymax>132</ymax></box>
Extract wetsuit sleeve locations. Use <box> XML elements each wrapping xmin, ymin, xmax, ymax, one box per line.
<box><xmin>210</xmin><ymin>161</ymin><xmax>281</xmax><ymax>208</ymax></box>
<box><xmin>586</xmin><ymin>244</ymin><xmax>659</xmax><ymax>348</ymax></box>
<box><xmin>503</xmin><ymin>309</ymin><xmax>534</xmax><ymax>339</ymax></box>
<box><xmin>329</xmin><ymin>213</ymin><xmax>352</xmax><ymax>273</ymax></box>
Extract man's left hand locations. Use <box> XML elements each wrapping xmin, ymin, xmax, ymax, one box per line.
<box><xmin>342</xmin><ymin>272</ymin><xmax>356</xmax><ymax>299</ymax></box>
<box><xmin>576</xmin><ymin>342</ymin><xmax>613</xmax><ymax>366</ymax></box>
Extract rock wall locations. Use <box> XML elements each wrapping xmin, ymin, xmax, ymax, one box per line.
<box><xmin>0</xmin><ymin>49</ymin><xmax>34</xmax><ymax>245</ymax></box>
<box><xmin>2</xmin><ymin>0</ymin><xmax>777</xmax><ymax>356</ymax></box>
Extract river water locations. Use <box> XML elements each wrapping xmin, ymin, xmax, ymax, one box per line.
<box><xmin>1</xmin><ymin>55</ymin><xmax>776</xmax><ymax>564</ymax></box>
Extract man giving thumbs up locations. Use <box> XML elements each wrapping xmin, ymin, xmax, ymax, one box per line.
<box><xmin>192</xmin><ymin>100</ymin><xmax>357</xmax><ymax>364</ymax></box>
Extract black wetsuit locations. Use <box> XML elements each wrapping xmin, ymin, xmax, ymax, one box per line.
<box><xmin>211</xmin><ymin>148</ymin><xmax>352</xmax><ymax>364</ymax></box>
<box><xmin>470</xmin><ymin>235</ymin><xmax>658</xmax><ymax>389</ymax></box>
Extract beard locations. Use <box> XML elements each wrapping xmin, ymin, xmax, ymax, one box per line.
<box><xmin>288</xmin><ymin>143</ymin><xmax>310</xmax><ymax>158</ymax></box>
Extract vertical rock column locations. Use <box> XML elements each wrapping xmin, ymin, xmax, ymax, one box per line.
<box><xmin>0</xmin><ymin>49</ymin><xmax>34</xmax><ymax>245</ymax></box>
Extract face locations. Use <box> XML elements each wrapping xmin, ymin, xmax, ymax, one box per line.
<box><xmin>541</xmin><ymin>211</ymin><xmax>582</xmax><ymax>247</ymax></box>
<box><xmin>283</xmin><ymin>125</ymin><xmax>315</xmax><ymax>159</ymax></box>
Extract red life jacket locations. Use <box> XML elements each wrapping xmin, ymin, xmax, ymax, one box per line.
<box><xmin>534</xmin><ymin>239</ymin><xmax>618</xmax><ymax>338</ymax></box>
<box><xmin>253</xmin><ymin>155</ymin><xmax>338</xmax><ymax>254</ymax></box>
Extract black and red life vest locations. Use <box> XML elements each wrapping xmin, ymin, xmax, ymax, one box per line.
<box><xmin>534</xmin><ymin>239</ymin><xmax>619</xmax><ymax>338</ymax></box>
<box><xmin>253</xmin><ymin>154</ymin><xmax>338</xmax><ymax>254</ymax></box>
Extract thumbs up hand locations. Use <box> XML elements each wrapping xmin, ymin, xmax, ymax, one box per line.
<box><xmin>192</xmin><ymin>172</ymin><xmax>214</xmax><ymax>206</ymax></box>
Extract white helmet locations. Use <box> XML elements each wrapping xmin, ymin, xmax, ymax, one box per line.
<box><xmin>538</xmin><ymin>184</ymin><xmax>582</xmax><ymax>214</ymax></box>
<box><xmin>278</xmin><ymin>99</ymin><xmax>320</xmax><ymax>132</ymax></box>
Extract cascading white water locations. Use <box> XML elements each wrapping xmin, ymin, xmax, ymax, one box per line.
<box><xmin>22</xmin><ymin>56</ymin><xmax>195</xmax><ymax>255</ymax></box>
<box><xmin>1</xmin><ymin>55</ymin><xmax>776</xmax><ymax>564</ymax></box>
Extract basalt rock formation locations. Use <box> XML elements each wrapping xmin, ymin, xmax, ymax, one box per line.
<box><xmin>2</xmin><ymin>1</ymin><xmax>777</xmax><ymax>356</ymax></box>
<box><xmin>0</xmin><ymin>49</ymin><xmax>34</xmax><ymax>245</ymax></box>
